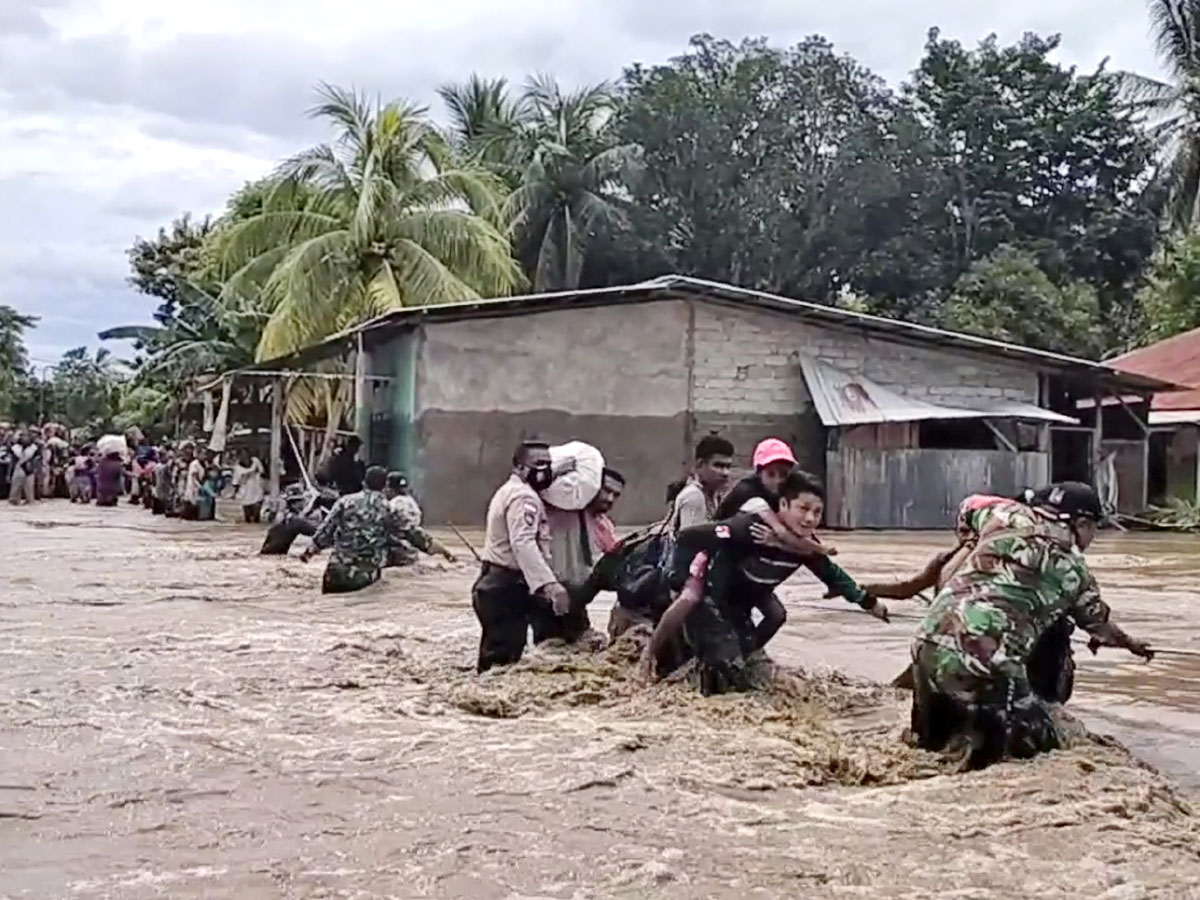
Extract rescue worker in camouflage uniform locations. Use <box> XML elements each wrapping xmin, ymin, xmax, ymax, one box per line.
<box><xmin>867</xmin><ymin>491</ymin><xmax>1078</xmax><ymax>705</ymax></box>
<box><xmin>300</xmin><ymin>466</ymin><xmax>454</xmax><ymax>593</ymax></box>
<box><xmin>910</xmin><ymin>482</ymin><xmax>1154</xmax><ymax>769</ymax></box>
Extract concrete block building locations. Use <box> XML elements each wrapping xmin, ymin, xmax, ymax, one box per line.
<box><xmin>241</xmin><ymin>276</ymin><xmax>1171</xmax><ymax>527</ymax></box>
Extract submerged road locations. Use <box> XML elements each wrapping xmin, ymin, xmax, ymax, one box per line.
<box><xmin>1</xmin><ymin>501</ymin><xmax>1198</xmax><ymax>898</ymax></box>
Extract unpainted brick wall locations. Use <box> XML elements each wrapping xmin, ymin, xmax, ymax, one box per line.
<box><xmin>690</xmin><ymin>302</ymin><xmax>1038</xmax><ymax>415</ymax></box>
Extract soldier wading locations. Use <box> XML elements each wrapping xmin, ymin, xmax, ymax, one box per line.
<box><xmin>300</xmin><ymin>465</ymin><xmax>453</xmax><ymax>593</ymax></box>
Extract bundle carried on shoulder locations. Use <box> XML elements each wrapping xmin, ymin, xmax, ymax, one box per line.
<box><xmin>542</xmin><ymin>440</ymin><xmax>605</xmax><ymax>511</ymax></box>
<box><xmin>96</xmin><ymin>434</ymin><xmax>128</xmax><ymax>459</ymax></box>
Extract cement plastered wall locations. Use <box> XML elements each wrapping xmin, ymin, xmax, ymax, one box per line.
<box><xmin>415</xmin><ymin>300</ymin><xmax>691</xmax><ymax>523</ymax></box>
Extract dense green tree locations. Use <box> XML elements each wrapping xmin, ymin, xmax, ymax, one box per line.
<box><xmin>126</xmin><ymin>214</ymin><xmax>214</xmax><ymax>322</ymax></box>
<box><xmin>944</xmin><ymin>247</ymin><xmax>1104</xmax><ymax>356</ymax></box>
<box><xmin>45</xmin><ymin>347</ymin><xmax>124</xmax><ymax>429</ymax></box>
<box><xmin>617</xmin><ymin>35</ymin><xmax>943</xmax><ymax>302</ymax></box>
<box><xmin>906</xmin><ymin>30</ymin><xmax>1158</xmax><ymax>342</ymax></box>
<box><xmin>1137</xmin><ymin>232</ymin><xmax>1200</xmax><ymax>341</ymax></box>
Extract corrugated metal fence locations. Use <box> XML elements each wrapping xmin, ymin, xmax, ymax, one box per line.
<box><xmin>827</xmin><ymin>449</ymin><xmax>1049</xmax><ymax>529</ymax></box>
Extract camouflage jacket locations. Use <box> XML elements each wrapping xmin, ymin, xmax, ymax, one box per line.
<box><xmin>917</xmin><ymin>497</ymin><xmax>1111</xmax><ymax>675</ymax></box>
<box><xmin>311</xmin><ymin>490</ymin><xmax>433</xmax><ymax>572</ymax></box>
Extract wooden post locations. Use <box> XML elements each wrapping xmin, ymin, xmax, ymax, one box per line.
<box><xmin>1092</xmin><ymin>389</ymin><xmax>1104</xmax><ymax>486</ymax></box>
<box><xmin>354</xmin><ymin>332</ymin><xmax>369</xmax><ymax>446</ymax></box>
<box><xmin>269</xmin><ymin>376</ymin><xmax>284</xmax><ymax>497</ymax></box>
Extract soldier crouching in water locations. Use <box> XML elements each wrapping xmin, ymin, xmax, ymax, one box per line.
<box><xmin>472</xmin><ymin>440</ymin><xmax>574</xmax><ymax>673</ymax></box>
<box><xmin>640</xmin><ymin>470</ymin><xmax>889</xmax><ymax>694</ymax></box>
<box><xmin>909</xmin><ymin>483</ymin><xmax>1154</xmax><ymax>769</ymax></box>
<box><xmin>300</xmin><ymin>466</ymin><xmax>454</xmax><ymax>593</ymax></box>
<box><xmin>865</xmin><ymin>491</ymin><xmax>1078</xmax><ymax>705</ymax></box>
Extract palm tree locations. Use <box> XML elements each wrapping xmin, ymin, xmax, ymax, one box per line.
<box><xmin>437</xmin><ymin>74</ymin><xmax>527</xmax><ymax>185</ymax></box>
<box><xmin>217</xmin><ymin>83</ymin><xmax>523</xmax><ymax>361</ymax></box>
<box><xmin>99</xmin><ymin>281</ymin><xmax>261</xmax><ymax>382</ymax></box>
<box><xmin>1121</xmin><ymin>0</ymin><xmax>1200</xmax><ymax>228</ymax></box>
<box><xmin>506</xmin><ymin>76</ymin><xmax>641</xmax><ymax>291</ymax></box>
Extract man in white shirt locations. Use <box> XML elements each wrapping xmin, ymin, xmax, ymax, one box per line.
<box><xmin>176</xmin><ymin>443</ymin><xmax>204</xmax><ymax>520</ymax></box>
<box><xmin>232</xmin><ymin>449</ymin><xmax>266</xmax><ymax>523</ymax></box>
<box><xmin>8</xmin><ymin>431</ymin><xmax>39</xmax><ymax>505</ymax></box>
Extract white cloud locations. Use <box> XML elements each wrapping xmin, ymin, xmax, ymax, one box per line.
<box><xmin>0</xmin><ymin>0</ymin><xmax>1166</xmax><ymax>362</ymax></box>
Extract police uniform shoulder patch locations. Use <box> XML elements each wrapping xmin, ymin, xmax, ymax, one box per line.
<box><xmin>521</xmin><ymin>501</ymin><xmax>538</xmax><ymax>527</ymax></box>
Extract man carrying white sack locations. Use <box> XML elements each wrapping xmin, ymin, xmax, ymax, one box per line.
<box><xmin>540</xmin><ymin>441</ymin><xmax>624</xmax><ymax>644</ymax></box>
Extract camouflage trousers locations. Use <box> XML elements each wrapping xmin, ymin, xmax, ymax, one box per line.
<box><xmin>911</xmin><ymin>638</ymin><xmax>1061</xmax><ymax>769</ymax></box>
<box><xmin>322</xmin><ymin>561</ymin><xmax>381</xmax><ymax>594</ymax></box>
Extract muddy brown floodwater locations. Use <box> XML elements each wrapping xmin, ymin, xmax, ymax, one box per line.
<box><xmin>3</xmin><ymin>502</ymin><xmax>1200</xmax><ymax>899</ymax></box>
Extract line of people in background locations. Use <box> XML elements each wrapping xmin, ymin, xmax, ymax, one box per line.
<box><xmin>0</xmin><ymin>423</ymin><xmax>269</xmax><ymax>523</ymax></box>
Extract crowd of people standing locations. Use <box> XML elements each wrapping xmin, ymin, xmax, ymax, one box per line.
<box><xmin>0</xmin><ymin>424</ymin><xmax>265</xmax><ymax>521</ymax></box>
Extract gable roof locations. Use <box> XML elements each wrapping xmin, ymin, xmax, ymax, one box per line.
<box><xmin>1109</xmin><ymin>327</ymin><xmax>1200</xmax><ymax>411</ymax></box>
<box><xmin>242</xmin><ymin>274</ymin><xmax>1180</xmax><ymax>394</ymax></box>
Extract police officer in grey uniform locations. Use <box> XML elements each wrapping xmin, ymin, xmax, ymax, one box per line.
<box><xmin>472</xmin><ymin>440</ymin><xmax>571</xmax><ymax>672</ymax></box>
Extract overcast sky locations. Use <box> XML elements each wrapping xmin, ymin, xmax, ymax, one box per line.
<box><xmin>0</xmin><ymin>0</ymin><xmax>1164</xmax><ymax>365</ymax></box>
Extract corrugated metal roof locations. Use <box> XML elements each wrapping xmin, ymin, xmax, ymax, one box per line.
<box><xmin>1109</xmin><ymin>327</ymin><xmax>1200</xmax><ymax>411</ymax></box>
<box><xmin>798</xmin><ymin>355</ymin><xmax>1079</xmax><ymax>426</ymax></box>
<box><xmin>237</xmin><ymin>275</ymin><xmax>1181</xmax><ymax>393</ymax></box>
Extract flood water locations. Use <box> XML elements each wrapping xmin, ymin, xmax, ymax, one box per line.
<box><xmin>2</xmin><ymin>501</ymin><xmax>1200</xmax><ymax>898</ymax></box>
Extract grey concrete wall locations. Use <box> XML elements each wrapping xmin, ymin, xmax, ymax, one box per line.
<box><xmin>414</xmin><ymin>301</ymin><xmax>691</xmax><ymax>524</ymax></box>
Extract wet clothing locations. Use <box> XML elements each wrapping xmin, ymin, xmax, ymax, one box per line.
<box><xmin>310</xmin><ymin>489</ymin><xmax>436</xmax><ymax>593</ymax></box>
<box><xmin>480</xmin><ymin>475</ymin><xmax>557</xmax><ymax>593</ymax></box>
<box><xmin>715</xmin><ymin>474</ymin><xmax>778</xmax><ymax>520</ymax></box>
<box><xmin>668</xmin><ymin>514</ymin><xmax>873</xmax><ymax>693</ymax></box>
<box><xmin>472</xmin><ymin>563</ymin><xmax>570</xmax><ymax>671</ymax></box>
<box><xmin>233</xmin><ymin>457</ymin><xmax>265</xmax><ymax>522</ymax></box>
<box><xmin>69</xmin><ymin>456</ymin><xmax>94</xmax><ymax>503</ymax></box>
<box><xmin>262</xmin><ymin>514</ymin><xmax>318</xmax><ymax>555</ymax></box>
<box><xmin>95</xmin><ymin>456</ymin><xmax>124</xmax><ymax>506</ymax></box>
<box><xmin>546</xmin><ymin>506</ymin><xmax>618</xmax><ymax>586</ymax></box>
<box><xmin>912</xmin><ymin>497</ymin><xmax>1113</xmax><ymax>767</ymax></box>
<box><xmin>385</xmin><ymin>493</ymin><xmax>423</xmax><ymax>567</ymax></box>
<box><xmin>473</xmin><ymin>474</ymin><xmax>558</xmax><ymax>672</ymax></box>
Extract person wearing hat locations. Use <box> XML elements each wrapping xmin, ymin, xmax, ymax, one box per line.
<box><xmin>716</xmin><ymin>438</ymin><xmax>835</xmax><ymax>560</ymax></box>
<box><xmin>383</xmin><ymin>471</ymin><xmax>424</xmax><ymax>567</ymax></box>
<box><xmin>909</xmin><ymin>481</ymin><xmax>1154</xmax><ymax>769</ymax></box>
<box><xmin>642</xmin><ymin>469</ymin><xmax>888</xmax><ymax>694</ymax></box>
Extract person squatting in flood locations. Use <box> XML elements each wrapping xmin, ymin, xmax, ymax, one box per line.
<box><xmin>910</xmin><ymin>482</ymin><xmax>1154</xmax><ymax>769</ymax></box>
<box><xmin>383</xmin><ymin>471</ymin><xmax>424</xmax><ymax>567</ymax></box>
<box><xmin>865</xmin><ymin>490</ymin><xmax>1078</xmax><ymax>705</ymax></box>
<box><xmin>300</xmin><ymin>465</ymin><xmax>454</xmax><ymax>593</ymax></box>
<box><xmin>642</xmin><ymin>469</ymin><xmax>888</xmax><ymax>694</ymax></box>
<box><xmin>259</xmin><ymin>483</ymin><xmax>338</xmax><ymax>554</ymax></box>
<box><xmin>472</xmin><ymin>440</ymin><xmax>574</xmax><ymax>673</ymax></box>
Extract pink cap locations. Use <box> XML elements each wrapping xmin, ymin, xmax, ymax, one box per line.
<box><xmin>752</xmin><ymin>438</ymin><xmax>796</xmax><ymax>469</ymax></box>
